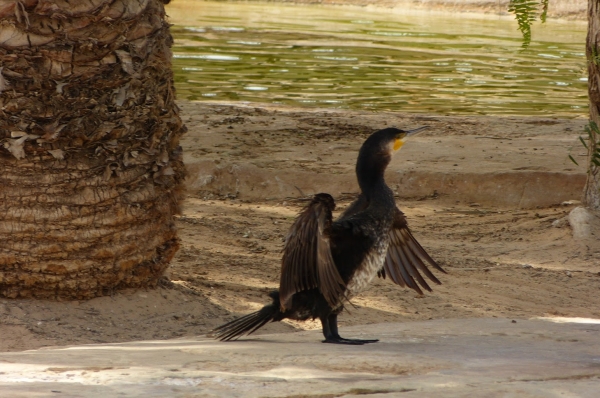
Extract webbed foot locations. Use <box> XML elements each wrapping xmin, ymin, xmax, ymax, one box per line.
<box><xmin>322</xmin><ymin>336</ymin><xmax>379</xmax><ymax>345</ymax></box>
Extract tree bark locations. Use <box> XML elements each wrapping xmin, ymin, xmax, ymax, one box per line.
<box><xmin>585</xmin><ymin>0</ymin><xmax>600</xmax><ymax>209</ymax></box>
<box><xmin>0</xmin><ymin>0</ymin><xmax>186</xmax><ymax>299</ymax></box>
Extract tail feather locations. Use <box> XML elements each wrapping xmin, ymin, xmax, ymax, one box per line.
<box><xmin>210</xmin><ymin>292</ymin><xmax>281</xmax><ymax>341</ymax></box>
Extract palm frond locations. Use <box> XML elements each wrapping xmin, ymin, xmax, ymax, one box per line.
<box><xmin>508</xmin><ymin>0</ymin><xmax>543</xmax><ymax>47</ymax></box>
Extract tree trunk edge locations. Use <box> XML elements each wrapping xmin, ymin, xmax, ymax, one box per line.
<box><xmin>585</xmin><ymin>0</ymin><xmax>600</xmax><ymax>209</ymax></box>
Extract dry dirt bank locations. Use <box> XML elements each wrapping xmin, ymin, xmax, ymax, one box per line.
<box><xmin>1</xmin><ymin>102</ymin><xmax>599</xmax><ymax>353</ymax></box>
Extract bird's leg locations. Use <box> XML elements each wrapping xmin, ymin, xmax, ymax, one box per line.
<box><xmin>321</xmin><ymin>313</ymin><xmax>379</xmax><ymax>345</ymax></box>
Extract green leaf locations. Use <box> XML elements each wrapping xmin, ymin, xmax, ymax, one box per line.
<box><xmin>540</xmin><ymin>0</ymin><xmax>549</xmax><ymax>23</ymax></box>
<box><xmin>508</xmin><ymin>0</ymin><xmax>539</xmax><ymax>47</ymax></box>
<box><xmin>579</xmin><ymin>136</ymin><xmax>589</xmax><ymax>149</ymax></box>
<box><xmin>593</xmin><ymin>158</ymin><xmax>600</xmax><ymax>167</ymax></box>
<box><xmin>585</xmin><ymin>124</ymin><xmax>595</xmax><ymax>140</ymax></box>
<box><xmin>591</xmin><ymin>121</ymin><xmax>600</xmax><ymax>134</ymax></box>
<box><xmin>568</xmin><ymin>155</ymin><xmax>579</xmax><ymax>166</ymax></box>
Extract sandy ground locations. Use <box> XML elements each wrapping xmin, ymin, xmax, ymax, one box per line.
<box><xmin>1</xmin><ymin>101</ymin><xmax>600</xmax><ymax>353</ymax></box>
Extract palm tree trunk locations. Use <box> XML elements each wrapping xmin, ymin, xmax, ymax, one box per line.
<box><xmin>0</xmin><ymin>0</ymin><xmax>185</xmax><ymax>298</ymax></box>
<box><xmin>586</xmin><ymin>0</ymin><xmax>600</xmax><ymax>209</ymax></box>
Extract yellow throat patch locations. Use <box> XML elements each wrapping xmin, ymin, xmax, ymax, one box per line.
<box><xmin>393</xmin><ymin>138</ymin><xmax>404</xmax><ymax>151</ymax></box>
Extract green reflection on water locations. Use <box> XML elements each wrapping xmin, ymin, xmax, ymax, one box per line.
<box><xmin>167</xmin><ymin>1</ymin><xmax>588</xmax><ymax>117</ymax></box>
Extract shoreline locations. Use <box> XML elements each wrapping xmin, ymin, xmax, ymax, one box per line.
<box><xmin>181</xmin><ymin>101</ymin><xmax>587</xmax><ymax>209</ymax></box>
<box><xmin>215</xmin><ymin>0</ymin><xmax>588</xmax><ymax>20</ymax></box>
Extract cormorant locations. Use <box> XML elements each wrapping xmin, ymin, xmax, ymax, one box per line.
<box><xmin>211</xmin><ymin>127</ymin><xmax>445</xmax><ymax>344</ymax></box>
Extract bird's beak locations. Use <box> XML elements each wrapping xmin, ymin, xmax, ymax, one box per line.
<box><xmin>405</xmin><ymin>126</ymin><xmax>429</xmax><ymax>137</ymax></box>
<box><xmin>393</xmin><ymin>126</ymin><xmax>429</xmax><ymax>151</ymax></box>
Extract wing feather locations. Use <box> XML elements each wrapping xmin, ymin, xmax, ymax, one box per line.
<box><xmin>388</xmin><ymin>234</ymin><xmax>418</xmax><ymax>290</ymax></box>
<box><xmin>279</xmin><ymin>193</ymin><xmax>345</xmax><ymax>310</ymax></box>
<box><xmin>402</xmin><ymin>229</ymin><xmax>443</xmax><ymax>283</ymax></box>
<box><xmin>381</xmin><ymin>208</ymin><xmax>446</xmax><ymax>294</ymax></box>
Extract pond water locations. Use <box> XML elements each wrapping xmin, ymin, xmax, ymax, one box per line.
<box><xmin>166</xmin><ymin>1</ymin><xmax>588</xmax><ymax>117</ymax></box>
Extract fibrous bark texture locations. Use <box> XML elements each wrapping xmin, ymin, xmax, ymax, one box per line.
<box><xmin>586</xmin><ymin>0</ymin><xmax>600</xmax><ymax>209</ymax></box>
<box><xmin>0</xmin><ymin>0</ymin><xmax>186</xmax><ymax>299</ymax></box>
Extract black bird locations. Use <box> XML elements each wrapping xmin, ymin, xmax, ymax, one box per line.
<box><xmin>211</xmin><ymin>127</ymin><xmax>445</xmax><ymax>344</ymax></box>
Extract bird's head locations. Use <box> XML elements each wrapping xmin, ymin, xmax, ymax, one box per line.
<box><xmin>387</xmin><ymin>126</ymin><xmax>429</xmax><ymax>154</ymax></box>
<box><xmin>360</xmin><ymin>126</ymin><xmax>428</xmax><ymax>162</ymax></box>
<box><xmin>356</xmin><ymin>126</ymin><xmax>429</xmax><ymax>193</ymax></box>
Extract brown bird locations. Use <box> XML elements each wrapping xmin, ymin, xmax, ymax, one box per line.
<box><xmin>211</xmin><ymin>127</ymin><xmax>445</xmax><ymax>344</ymax></box>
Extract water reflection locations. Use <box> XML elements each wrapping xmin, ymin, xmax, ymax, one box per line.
<box><xmin>166</xmin><ymin>1</ymin><xmax>587</xmax><ymax>117</ymax></box>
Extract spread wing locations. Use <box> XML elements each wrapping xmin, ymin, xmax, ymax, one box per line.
<box><xmin>279</xmin><ymin>193</ymin><xmax>346</xmax><ymax>310</ymax></box>
<box><xmin>380</xmin><ymin>208</ymin><xmax>446</xmax><ymax>295</ymax></box>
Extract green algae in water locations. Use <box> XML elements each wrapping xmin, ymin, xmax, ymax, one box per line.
<box><xmin>167</xmin><ymin>1</ymin><xmax>587</xmax><ymax>118</ymax></box>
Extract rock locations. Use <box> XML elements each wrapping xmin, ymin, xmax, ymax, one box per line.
<box><xmin>1</xmin><ymin>319</ymin><xmax>598</xmax><ymax>397</ymax></box>
<box><xmin>552</xmin><ymin>216</ymin><xmax>569</xmax><ymax>228</ymax></box>
<box><xmin>568</xmin><ymin>206</ymin><xmax>600</xmax><ymax>239</ymax></box>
